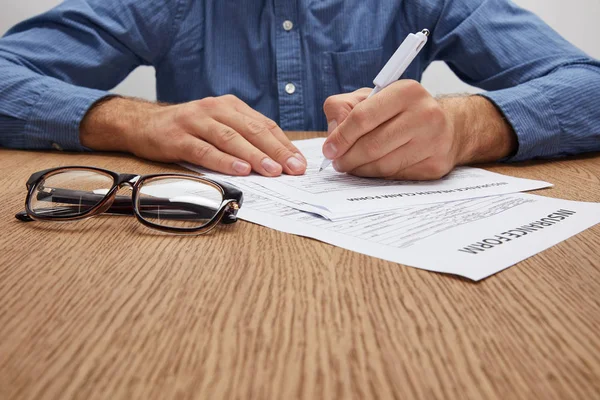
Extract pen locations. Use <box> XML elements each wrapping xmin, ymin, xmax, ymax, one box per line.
<box><xmin>319</xmin><ymin>29</ymin><xmax>430</xmax><ymax>172</ymax></box>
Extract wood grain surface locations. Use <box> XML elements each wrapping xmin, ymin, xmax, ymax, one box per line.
<box><xmin>1</xmin><ymin>132</ymin><xmax>599</xmax><ymax>400</ymax></box>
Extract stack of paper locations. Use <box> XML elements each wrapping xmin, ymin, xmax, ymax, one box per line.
<box><xmin>182</xmin><ymin>138</ymin><xmax>600</xmax><ymax>280</ymax></box>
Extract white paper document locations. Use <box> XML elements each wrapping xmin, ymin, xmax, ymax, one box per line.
<box><xmin>238</xmin><ymin>193</ymin><xmax>600</xmax><ymax>281</ymax></box>
<box><xmin>183</xmin><ymin>138</ymin><xmax>552</xmax><ymax>219</ymax></box>
<box><xmin>176</xmin><ymin>137</ymin><xmax>597</xmax><ymax>280</ymax></box>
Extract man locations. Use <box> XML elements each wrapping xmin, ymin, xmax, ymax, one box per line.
<box><xmin>1</xmin><ymin>0</ymin><xmax>599</xmax><ymax>180</ymax></box>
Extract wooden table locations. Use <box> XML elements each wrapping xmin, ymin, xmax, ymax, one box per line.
<box><xmin>1</xmin><ymin>132</ymin><xmax>599</xmax><ymax>399</ymax></box>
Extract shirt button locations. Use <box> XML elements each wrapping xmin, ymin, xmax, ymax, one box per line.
<box><xmin>282</xmin><ymin>20</ymin><xmax>294</xmax><ymax>31</ymax></box>
<box><xmin>285</xmin><ymin>83</ymin><xmax>296</xmax><ymax>95</ymax></box>
<box><xmin>52</xmin><ymin>143</ymin><xmax>63</xmax><ymax>151</ymax></box>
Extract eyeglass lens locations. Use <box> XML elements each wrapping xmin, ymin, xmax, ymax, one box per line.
<box><xmin>30</xmin><ymin>169</ymin><xmax>114</xmax><ymax>218</ymax></box>
<box><xmin>136</xmin><ymin>177</ymin><xmax>224</xmax><ymax>229</ymax></box>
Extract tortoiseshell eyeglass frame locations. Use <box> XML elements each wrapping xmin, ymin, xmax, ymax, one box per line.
<box><xmin>15</xmin><ymin>166</ymin><xmax>244</xmax><ymax>235</ymax></box>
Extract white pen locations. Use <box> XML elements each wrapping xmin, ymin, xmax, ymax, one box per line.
<box><xmin>319</xmin><ymin>29</ymin><xmax>430</xmax><ymax>172</ymax></box>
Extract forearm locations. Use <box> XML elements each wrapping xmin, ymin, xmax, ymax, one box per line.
<box><xmin>424</xmin><ymin>0</ymin><xmax>600</xmax><ymax>162</ymax></box>
<box><xmin>80</xmin><ymin>96</ymin><xmax>163</xmax><ymax>153</ymax></box>
<box><xmin>0</xmin><ymin>0</ymin><xmax>178</xmax><ymax>151</ymax></box>
<box><xmin>439</xmin><ymin>95</ymin><xmax>518</xmax><ymax>165</ymax></box>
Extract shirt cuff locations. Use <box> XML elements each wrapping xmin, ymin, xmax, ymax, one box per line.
<box><xmin>479</xmin><ymin>82</ymin><xmax>562</xmax><ymax>162</ymax></box>
<box><xmin>24</xmin><ymin>79</ymin><xmax>115</xmax><ymax>151</ymax></box>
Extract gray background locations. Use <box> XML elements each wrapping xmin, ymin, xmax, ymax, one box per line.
<box><xmin>2</xmin><ymin>0</ymin><xmax>599</xmax><ymax>101</ymax></box>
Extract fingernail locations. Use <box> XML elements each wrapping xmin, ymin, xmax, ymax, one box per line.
<box><xmin>294</xmin><ymin>152</ymin><xmax>307</xmax><ymax>163</ymax></box>
<box><xmin>327</xmin><ymin>120</ymin><xmax>338</xmax><ymax>135</ymax></box>
<box><xmin>286</xmin><ymin>156</ymin><xmax>305</xmax><ymax>173</ymax></box>
<box><xmin>233</xmin><ymin>160</ymin><xmax>251</xmax><ymax>174</ymax></box>
<box><xmin>261</xmin><ymin>157</ymin><xmax>282</xmax><ymax>174</ymax></box>
<box><xmin>323</xmin><ymin>142</ymin><xmax>338</xmax><ymax>159</ymax></box>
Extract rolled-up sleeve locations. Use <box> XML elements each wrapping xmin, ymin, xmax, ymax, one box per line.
<box><xmin>421</xmin><ymin>0</ymin><xmax>600</xmax><ymax>161</ymax></box>
<box><xmin>482</xmin><ymin>65</ymin><xmax>600</xmax><ymax>161</ymax></box>
<box><xmin>0</xmin><ymin>0</ymin><xmax>183</xmax><ymax>151</ymax></box>
<box><xmin>0</xmin><ymin>68</ymin><xmax>112</xmax><ymax>151</ymax></box>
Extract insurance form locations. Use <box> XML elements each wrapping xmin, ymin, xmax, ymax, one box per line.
<box><xmin>183</xmin><ymin>138</ymin><xmax>552</xmax><ymax>219</ymax></box>
<box><xmin>148</xmin><ymin>174</ymin><xmax>600</xmax><ymax>280</ymax></box>
<box><xmin>238</xmin><ymin>193</ymin><xmax>600</xmax><ymax>281</ymax></box>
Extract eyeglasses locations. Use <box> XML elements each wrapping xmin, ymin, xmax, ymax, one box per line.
<box><xmin>15</xmin><ymin>166</ymin><xmax>243</xmax><ymax>234</ymax></box>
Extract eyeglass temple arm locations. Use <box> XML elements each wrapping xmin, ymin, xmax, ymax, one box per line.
<box><xmin>17</xmin><ymin>188</ymin><xmax>237</xmax><ymax>223</ymax></box>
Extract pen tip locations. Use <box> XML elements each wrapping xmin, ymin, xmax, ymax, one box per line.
<box><xmin>318</xmin><ymin>168</ymin><xmax>323</xmax><ymax>173</ymax></box>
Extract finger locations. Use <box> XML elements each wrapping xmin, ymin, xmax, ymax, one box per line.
<box><xmin>332</xmin><ymin>113</ymin><xmax>414</xmax><ymax>173</ymax></box>
<box><xmin>223</xmin><ymin>95</ymin><xmax>308</xmax><ymax>164</ymax></box>
<box><xmin>346</xmin><ymin>139</ymin><xmax>429</xmax><ymax>178</ymax></box>
<box><xmin>188</xmin><ymin>119</ymin><xmax>284</xmax><ymax>177</ymax></box>
<box><xmin>213</xmin><ymin>111</ymin><xmax>306</xmax><ymax>175</ymax></box>
<box><xmin>178</xmin><ymin>136</ymin><xmax>252</xmax><ymax>176</ymax></box>
<box><xmin>322</xmin><ymin>80</ymin><xmax>425</xmax><ymax>161</ymax></box>
<box><xmin>323</xmin><ymin>88</ymin><xmax>372</xmax><ymax>134</ymax></box>
<box><xmin>269</xmin><ymin>127</ymin><xmax>307</xmax><ymax>163</ymax></box>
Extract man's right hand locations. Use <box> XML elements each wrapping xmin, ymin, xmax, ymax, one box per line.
<box><xmin>80</xmin><ymin>95</ymin><xmax>307</xmax><ymax>176</ymax></box>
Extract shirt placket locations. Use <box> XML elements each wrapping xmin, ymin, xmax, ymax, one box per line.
<box><xmin>273</xmin><ymin>0</ymin><xmax>305</xmax><ymax>130</ymax></box>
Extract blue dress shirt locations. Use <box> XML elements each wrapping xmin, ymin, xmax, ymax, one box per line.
<box><xmin>1</xmin><ymin>0</ymin><xmax>599</xmax><ymax>161</ymax></box>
